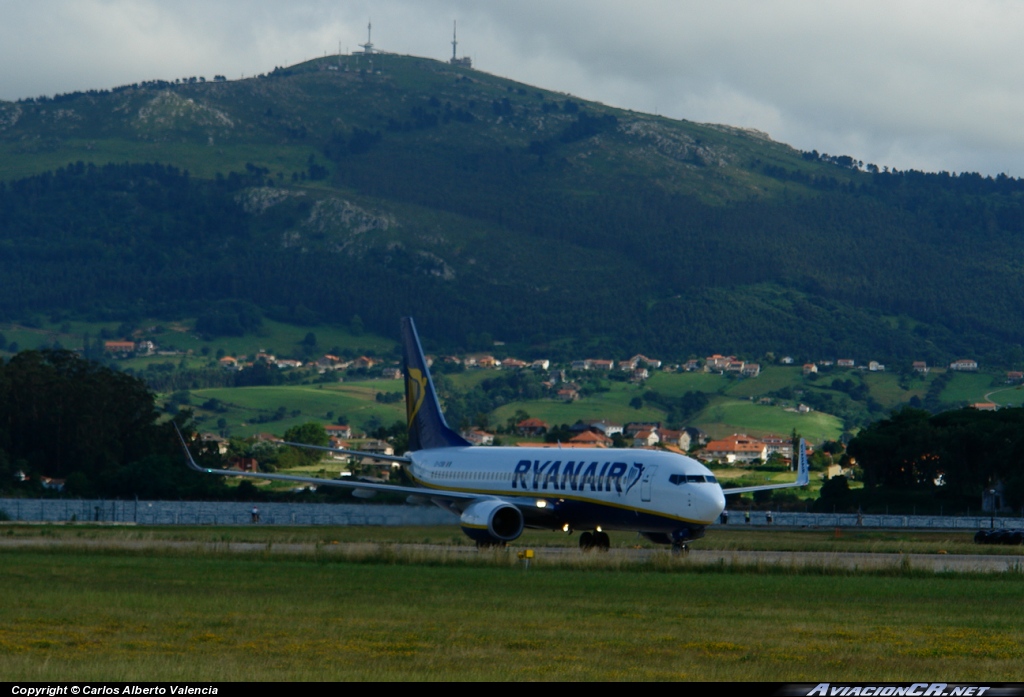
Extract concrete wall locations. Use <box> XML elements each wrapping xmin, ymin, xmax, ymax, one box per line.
<box><xmin>0</xmin><ymin>498</ymin><xmax>457</xmax><ymax>526</ymax></box>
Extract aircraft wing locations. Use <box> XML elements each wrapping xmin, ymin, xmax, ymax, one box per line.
<box><xmin>721</xmin><ymin>438</ymin><xmax>811</xmax><ymax>496</ymax></box>
<box><xmin>277</xmin><ymin>440</ymin><xmax>411</xmax><ymax>465</ymax></box>
<box><xmin>175</xmin><ymin>425</ymin><xmax>481</xmax><ymax>501</ymax></box>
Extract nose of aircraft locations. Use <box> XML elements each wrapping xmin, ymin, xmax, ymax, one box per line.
<box><xmin>701</xmin><ymin>484</ymin><xmax>727</xmax><ymax>524</ymax></box>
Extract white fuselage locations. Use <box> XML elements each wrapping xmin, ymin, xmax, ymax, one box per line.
<box><xmin>406</xmin><ymin>446</ymin><xmax>726</xmax><ymax>530</ymax></box>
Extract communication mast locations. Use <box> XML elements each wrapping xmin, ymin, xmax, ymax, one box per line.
<box><xmin>360</xmin><ymin>22</ymin><xmax>375</xmax><ymax>54</ymax></box>
<box><xmin>449</xmin><ymin>20</ymin><xmax>472</xmax><ymax>67</ymax></box>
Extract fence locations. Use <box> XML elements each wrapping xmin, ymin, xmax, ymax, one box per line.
<box><xmin>720</xmin><ymin>509</ymin><xmax>1024</xmax><ymax>530</ymax></box>
<box><xmin>0</xmin><ymin>498</ymin><xmax>457</xmax><ymax>526</ymax></box>
<box><xmin>2</xmin><ymin>498</ymin><xmax>1020</xmax><ymax>530</ymax></box>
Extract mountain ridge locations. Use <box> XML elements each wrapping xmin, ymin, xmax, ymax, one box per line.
<box><xmin>1</xmin><ymin>54</ymin><xmax>1022</xmax><ymax>365</ymax></box>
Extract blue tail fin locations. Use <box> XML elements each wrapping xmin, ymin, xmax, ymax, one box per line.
<box><xmin>401</xmin><ymin>317</ymin><xmax>471</xmax><ymax>451</ymax></box>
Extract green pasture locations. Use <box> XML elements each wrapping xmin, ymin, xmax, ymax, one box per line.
<box><xmin>645</xmin><ymin>371</ymin><xmax>730</xmax><ymax>394</ymax></box>
<box><xmin>191</xmin><ymin>382</ymin><xmax>405</xmax><ymax>437</ymax></box>
<box><xmin>491</xmin><ymin>393</ymin><xmax>665</xmax><ymax>428</ymax></box>
<box><xmin>692</xmin><ymin>397</ymin><xmax>843</xmax><ymax>441</ymax></box>
<box><xmin>0</xmin><ymin>317</ymin><xmax>395</xmax><ymax>360</ymax></box>
<box><xmin>1</xmin><ymin>538</ymin><xmax>1023</xmax><ymax>680</ymax></box>
<box><xmin>940</xmin><ymin>372</ymin><xmax>1000</xmax><ymax>405</ymax></box>
<box><xmin>0</xmin><ymin>138</ymin><xmax>317</xmax><ymax>183</ymax></box>
<box><xmin>720</xmin><ymin>366</ymin><xmax>802</xmax><ymax>398</ymax></box>
<box><xmin>985</xmin><ymin>384</ymin><xmax>1024</xmax><ymax>408</ymax></box>
<box><xmin>861</xmin><ymin>372</ymin><xmax>930</xmax><ymax>408</ymax></box>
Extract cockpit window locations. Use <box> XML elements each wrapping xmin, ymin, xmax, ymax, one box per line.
<box><xmin>669</xmin><ymin>474</ymin><xmax>715</xmax><ymax>485</ymax></box>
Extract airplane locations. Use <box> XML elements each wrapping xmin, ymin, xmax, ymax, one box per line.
<box><xmin>178</xmin><ymin>317</ymin><xmax>810</xmax><ymax>552</ymax></box>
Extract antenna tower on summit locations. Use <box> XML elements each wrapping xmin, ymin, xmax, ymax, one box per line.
<box><xmin>360</xmin><ymin>22</ymin><xmax>375</xmax><ymax>54</ymax></box>
<box><xmin>449</xmin><ymin>20</ymin><xmax>472</xmax><ymax>67</ymax></box>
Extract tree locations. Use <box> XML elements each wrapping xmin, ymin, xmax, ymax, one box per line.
<box><xmin>281</xmin><ymin>422</ymin><xmax>329</xmax><ymax>468</ymax></box>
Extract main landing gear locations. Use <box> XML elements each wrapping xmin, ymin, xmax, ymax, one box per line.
<box><xmin>579</xmin><ymin>530</ymin><xmax>610</xmax><ymax>552</ymax></box>
<box><xmin>671</xmin><ymin>542</ymin><xmax>690</xmax><ymax>556</ymax></box>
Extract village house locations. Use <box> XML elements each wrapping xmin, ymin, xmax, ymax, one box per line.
<box><xmin>657</xmin><ymin>428</ymin><xmax>691</xmax><ymax>450</ymax></box>
<box><xmin>103</xmin><ymin>340</ymin><xmax>136</xmax><ymax>355</ymax></box>
<box><xmin>325</xmin><ymin>424</ymin><xmax>353</xmax><ymax>439</ymax></box>
<box><xmin>569</xmin><ymin>431</ymin><xmax>612</xmax><ymax>447</ymax></box>
<box><xmin>624</xmin><ymin>422</ymin><xmax>661</xmax><ymax>437</ymax></box>
<box><xmin>760</xmin><ymin>434</ymin><xmax>793</xmax><ymax>460</ymax></box>
<box><xmin>199</xmin><ymin>433</ymin><xmax>229</xmax><ymax>455</ymax></box>
<box><xmin>700</xmin><ymin>434</ymin><xmax>767</xmax><ymax>464</ymax></box>
<box><xmin>630</xmin><ymin>368</ymin><xmax>649</xmax><ymax>382</ymax></box>
<box><xmin>589</xmin><ymin>420</ymin><xmax>623</xmax><ymax>437</ymax></box>
<box><xmin>950</xmin><ymin>359</ymin><xmax>978</xmax><ymax>371</ymax></box>
<box><xmin>359</xmin><ymin>440</ymin><xmax>395</xmax><ymax>459</ymax></box>
<box><xmin>741</xmin><ymin>363</ymin><xmax>761</xmax><ymax>377</ymax></box>
<box><xmin>556</xmin><ymin>387</ymin><xmax>579</xmax><ymax>402</ymax></box>
<box><xmin>463</xmin><ymin>429</ymin><xmax>495</xmax><ymax>446</ymax></box>
<box><xmin>802</xmin><ymin>363</ymin><xmax>818</xmax><ymax>376</ymax></box>
<box><xmin>913</xmin><ymin>361</ymin><xmax>929</xmax><ymax>374</ymax></box>
<box><xmin>705</xmin><ymin>355</ymin><xmax>734</xmax><ymax>372</ymax></box>
<box><xmin>517</xmin><ymin>418</ymin><xmax>549</xmax><ymax>437</ymax></box>
<box><xmin>632</xmin><ymin>429</ymin><xmax>660</xmax><ymax>448</ymax></box>
<box><xmin>1007</xmin><ymin>371</ymin><xmax>1024</xmax><ymax>384</ymax></box>
<box><xmin>837</xmin><ymin>359</ymin><xmax>855</xmax><ymax>368</ymax></box>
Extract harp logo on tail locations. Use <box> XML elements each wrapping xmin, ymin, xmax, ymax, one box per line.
<box><xmin>406</xmin><ymin>367</ymin><xmax>428</xmax><ymax>430</ymax></box>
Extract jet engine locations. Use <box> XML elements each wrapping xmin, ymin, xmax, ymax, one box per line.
<box><xmin>459</xmin><ymin>499</ymin><xmax>524</xmax><ymax>545</ymax></box>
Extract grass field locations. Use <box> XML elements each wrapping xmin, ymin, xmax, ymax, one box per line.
<box><xmin>940</xmin><ymin>372</ymin><xmax>1001</xmax><ymax>405</ymax></box>
<box><xmin>986</xmin><ymin>384</ymin><xmax>1024</xmax><ymax>408</ymax></box>
<box><xmin>693</xmin><ymin>397</ymin><xmax>844</xmax><ymax>441</ymax></box>
<box><xmin>0</xmin><ymin>317</ymin><xmax>395</xmax><ymax>360</ymax></box>
<box><xmin>191</xmin><ymin>382</ymin><xmax>405</xmax><ymax>437</ymax></box>
<box><xmin>1</xmin><ymin>527</ymin><xmax>1023</xmax><ymax>681</ymax></box>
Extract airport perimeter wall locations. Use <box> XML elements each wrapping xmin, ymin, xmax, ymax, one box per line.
<box><xmin>0</xmin><ymin>498</ymin><xmax>457</xmax><ymax>526</ymax></box>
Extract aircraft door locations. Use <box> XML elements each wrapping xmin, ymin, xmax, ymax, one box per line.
<box><xmin>641</xmin><ymin>465</ymin><xmax>658</xmax><ymax>502</ymax></box>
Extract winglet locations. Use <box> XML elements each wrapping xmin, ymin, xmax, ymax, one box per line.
<box><xmin>401</xmin><ymin>317</ymin><xmax>471</xmax><ymax>451</ymax></box>
<box><xmin>795</xmin><ymin>438</ymin><xmax>810</xmax><ymax>486</ymax></box>
<box><xmin>173</xmin><ymin>423</ymin><xmax>211</xmax><ymax>473</ymax></box>
<box><xmin>720</xmin><ymin>437</ymin><xmax>812</xmax><ymax>496</ymax></box>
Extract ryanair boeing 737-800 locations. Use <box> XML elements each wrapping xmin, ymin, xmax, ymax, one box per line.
<box><xmin>178</xmin><ymin>317</ymin><xmax>809</xmax><ymax>551</ymax></box>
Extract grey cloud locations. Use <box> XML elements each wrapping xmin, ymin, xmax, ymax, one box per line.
<box><xmin>0</xmin><ymin>0</ymin><xmax>1021</xmax><ymax>175</ymax></box>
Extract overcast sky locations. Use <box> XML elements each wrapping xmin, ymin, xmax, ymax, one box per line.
<box><xmin>2</xmin><ymin>0</ymin><xmax>1022</xmax><ymax>176</ymax></box>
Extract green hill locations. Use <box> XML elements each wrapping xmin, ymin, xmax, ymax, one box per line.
<box><xmin>2</xmin><ymin>54</ymin><xmax>1024</xmax><ymax>366</ymax></box>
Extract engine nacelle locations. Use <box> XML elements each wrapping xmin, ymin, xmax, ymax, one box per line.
<box><xmin>460</xmin><ymin>499</ymin><xmax>524</xmax><ymax>544</ymax></box>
